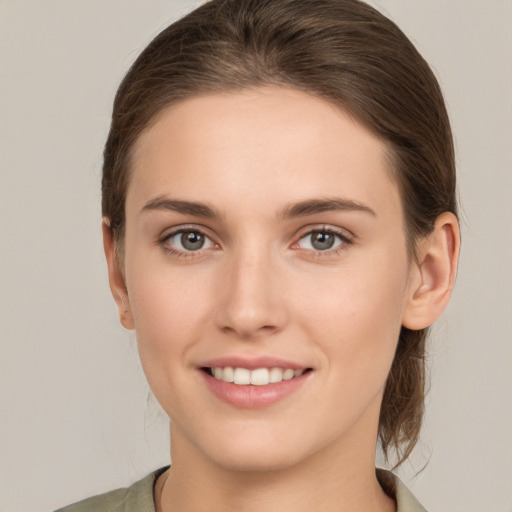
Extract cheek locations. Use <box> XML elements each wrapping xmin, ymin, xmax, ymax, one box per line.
<box><xmin>128</xmin><ymin>269</ymin><xmax>210</xmax><ymax>343</ymax></box>
<box><xmin>124</xmin><ymin>266</ymin><xmax>217</xmax><ymax>421</ymax></box>
<box><xmin>123</xmin><ymin>254</ymin><xmax>216</xmax><ymax>388</ymax></box>
<box><xmin>296</xmin><ymin>248</ymin><xmax>409</xmax><ymax>385</ymax></box>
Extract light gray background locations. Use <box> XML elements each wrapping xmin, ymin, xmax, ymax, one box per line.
<box><xmin>1</xmin><ymin>1</ymin><xmax>511</xmax><ymax>511</ymax></box>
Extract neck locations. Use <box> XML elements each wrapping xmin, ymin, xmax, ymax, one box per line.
<box><xmin>157</xmin><ymin>426</ymin><xmax>395</xmax><ymax>512</ymax></box>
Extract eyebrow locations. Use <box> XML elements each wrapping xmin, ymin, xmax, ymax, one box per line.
<box><xmin>141</xmin><ymin>196</ymin><xmax>221</xmax><ymax>218</ymax></box>
<box><xmin>140</xmin><ymin>195</ymin><xmax>376</xmax><ymax>219</ymax></box>
<box><xmin>279</xmin><ymin>198</ymin><xmax>376</xmax><ymax>219</ymax></box>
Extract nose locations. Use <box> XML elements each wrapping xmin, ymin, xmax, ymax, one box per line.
<box><xmin>214</xmin><ymin>246</ymin><xmax>288</xmax><ymax>339</ymax></box>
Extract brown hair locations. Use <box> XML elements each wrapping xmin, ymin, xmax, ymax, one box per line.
<box><xmin>102</xmin><ymin>0</ymin><xmax>457</xmax><ymax>466</ymax></box>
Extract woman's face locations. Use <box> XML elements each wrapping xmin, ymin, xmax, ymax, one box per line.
<box><xmin>118</xmin><ymin>87</ymin><xmax>419</xmax><ymax>471</ymax></box>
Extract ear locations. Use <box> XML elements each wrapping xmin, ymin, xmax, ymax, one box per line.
<box><xmin>102</xmin><ymin>219</ymin><xmax>134</xmax><ymax>330</ymax></box>
<box><xmin>402</xmin><ymin>212</ymin><xmax>460</xmax><ymax>330</ymax></box>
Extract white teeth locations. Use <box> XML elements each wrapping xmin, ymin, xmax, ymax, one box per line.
<box><xmin>250</xmin><ymin>368</ymin><xmax>269</xmax><ymax>386</ymax></box>
<box><xmin>211</xmin><ymin>366</ymin><xmax>306</xmax><ymax>385</ymax></box>
<box><xmin>282</xmin><ymin>368</ymin><xmax>294</xmax><ymax>380</ymax></box>
<box><xmin>233</xmin><ymin>368</ymin><xmax>251</xmax><ymax>385</ymax></box>
<box><xmin>269</xmin><ymin>367</ymin><xmax>283</xmax><ymax>383</ymax></box>
<box><xmin>222</xmin><ymin>366</ymin><xmax>234</xmax><ymax>383</ymax></box>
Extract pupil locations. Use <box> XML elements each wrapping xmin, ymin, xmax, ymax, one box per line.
<box><xmin>312</xmin><ymin>231</ymin><xmax>334</xmax><ymax>250</ymax></box>
<box><xmin>181</xmin><ymin>231</ymin><xmax>204</xmax><ymax>250</ymax></box>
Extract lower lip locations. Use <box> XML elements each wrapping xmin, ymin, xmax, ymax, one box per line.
<box><xmin>200</xmin><ymin>370</ymin><xmax>311</xmax><ymax>409</ymax></box>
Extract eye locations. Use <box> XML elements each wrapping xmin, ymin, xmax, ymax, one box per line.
<box><xmin>164</xmin><ymin>229</ymin><xmax>215</xmax><ymax>252</ymax></box>
<box><xmin>296</xmin><ymin>229</ymin><xmax>349</xmax><ymax>252</ymax></box>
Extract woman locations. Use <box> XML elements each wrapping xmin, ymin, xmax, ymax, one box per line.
<box><xmin>57</xmin><ymin>0</ymin><xmax>459</xmax><ymax>510</ymax></box>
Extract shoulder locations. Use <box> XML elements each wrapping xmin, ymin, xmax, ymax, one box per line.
<box><xmin>377</xmin><ymin>468</ymin><xmax>428</xmax><ymax>512</ymax></box>
<box><xmin>53</xmin><ymin>467</ymin><xmax>168</xmax><ymax>512</ymax></box>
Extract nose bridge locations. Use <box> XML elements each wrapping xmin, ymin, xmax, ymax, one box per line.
<box><xmin>215</xmin><ymin>239</ymin><xmax>286</xmax><ymax>338</ymax></box>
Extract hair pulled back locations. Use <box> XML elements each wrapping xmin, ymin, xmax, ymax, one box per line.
<box><xmin>102</xmin><ymin>0</ymin><xmax>457</xmax><ymax>466</ymax></box>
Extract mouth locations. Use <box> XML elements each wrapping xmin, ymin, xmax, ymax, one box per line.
<box><xmin>198</xmin><ymin>356</ymin><xmax>313</xmax><ymax>408</ymax></box>
<box><xmin>201</xmin><ymin>366</ymin><xmax>313</xmax><ymax>386</ymax></box>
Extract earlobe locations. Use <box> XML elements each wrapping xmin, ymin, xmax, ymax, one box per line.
<box><xmin>102</xmin><ymin>219</ymin><xmax>135</xmax><ymax>330</ymax></box>
<box><xmin>402</xmin><ymin>212</ymin><xmax>460</xmax><ymax>330</ymax></box>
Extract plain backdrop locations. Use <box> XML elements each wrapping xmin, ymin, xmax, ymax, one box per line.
<box><xmin>1</xmin><ymin>1</ymin><xmax>511</xmax><ymax>511</ymax></box>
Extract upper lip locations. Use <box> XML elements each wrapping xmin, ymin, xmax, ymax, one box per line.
<box><xmin>199</xmin><ymin>356</ymin><xmax>310</xmax><ymax>370</ymax></box>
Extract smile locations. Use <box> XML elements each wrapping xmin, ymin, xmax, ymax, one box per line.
<box><xmin>204</xmin><ymin>367</ymin><xmax>307</xmax><ymax>385</ymax></box>
<box><xmin>200</xmin><ymin>362</ymin><xmax>313</xmax><ymax>408</ymax></box>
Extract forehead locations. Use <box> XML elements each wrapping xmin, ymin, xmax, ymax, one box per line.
<box><xmin>128</xmin><ymin>87</ymin><xmax>401</xmax><ymax>221</ymax></box>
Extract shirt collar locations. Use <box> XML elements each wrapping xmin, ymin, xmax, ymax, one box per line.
<box><xmin>377</xmin><ymin>468</ymin><xmax>428</xmax><ymax>512</ymax></box>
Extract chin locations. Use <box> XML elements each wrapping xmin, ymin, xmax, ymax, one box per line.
<box><xmin>209</xmin><ymin>446</ymin><xmax>306</xmax><ymax>473</ymax></box>
<box><xmin>172</xmin><ymin>422</ymin><xmax>295</xmax><ymax>472</ymax></box>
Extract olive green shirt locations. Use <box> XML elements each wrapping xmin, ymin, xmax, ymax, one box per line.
<box><xmin>54</xmin><ymin>467</ymin><xmax>427</xmax><ymax>512</ymax></box>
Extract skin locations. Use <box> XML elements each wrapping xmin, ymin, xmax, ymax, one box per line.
<box><xmin>104</xmin><ymin>87</ymin><xmax>459</xmax><ymax>512</ymax></box>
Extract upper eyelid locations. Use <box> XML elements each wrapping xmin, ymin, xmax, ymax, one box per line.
<box><xmin>159</xmin><ymin>224</ymin><xmax>215</xmax><ymax>240</ymax></box>
<box><xmin>294</xmin><ymin>224</ymin><xmax>355</xmax><ymax>242</ymax></box>
<box><xmin>290</xmin><ymin>226</ymin><xmax>355</xmax><ymax>257</ymax></box>
<box><xmin>158</xmin><ymin>226</ymin><xmax>218</xmax><ymax>257</ymax></box>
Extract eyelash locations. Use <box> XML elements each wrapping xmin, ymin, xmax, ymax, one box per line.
<box><xmin>158</xmin><ymin>225</ymin><xmax>218</xmax><ymax>258</ymax></box>
<box><xmin>293</xmin><ymin>226</ymin><xmax>353</xmax><ymax>257</ymax></box>
<box><xmin>158</xmin><ymin>225</ymin><xmax>353</xmax><ymax>258</ymax></box>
